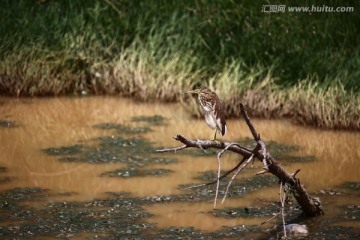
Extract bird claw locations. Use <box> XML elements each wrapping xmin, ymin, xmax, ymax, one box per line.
<box><xmin>212</xmin><ymin>139</ymin><xmax>221</xmax><ymax>144</ymax></box>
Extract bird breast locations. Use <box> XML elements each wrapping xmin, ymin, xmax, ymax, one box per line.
<box><xmin>204</xmin><ymin>112</ymin><xmax>218</xmax><ymax>130</ymax></box>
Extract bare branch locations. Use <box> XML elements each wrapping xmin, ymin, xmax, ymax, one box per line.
<box><xmin>240</xmin><ymin>103</ymin><xmax>260</xmax><ymax>141</ymax></box>
<box><xmin>172</xmin><ymin>135</ymin><xmax>253</xmax><ymax>157</ymax></box>
<box><xmin>280</xmin><ymin>182</ymin><xmax>287</xmax><ymax>238</ymax></box>
<box><xmin>157</xmin><ymin>105</ymin><xmax>324</xmax><ymax>217</ymax></box>
<box><xmin>256</xmin><ymin>169</ymin><xmax>269</xmax><ymax>175</ymax></box>
<box><xmin>292</xmin><ymin>169</ymin><xmax>301</xmax><ymax>178</ymax></box>
<box><xmin>184</xmin><ymin>157</ymin><xmax>247</xmax><ymax>189</ymax></box>
<box><xmin>214</xmin><ymin>148</ymin><xmax>222</xmax><ymax>208</ymax></box>
<box><xmin>214</xmin><ymin>143</ymin><xmax>241</xmax><ymax>208</ymax></box>
<box><xmin>156</xmin><ymin>145</ymin><xmax>187</xmax><ymax>153</ymax></box>
<box><xmin>222</xmin><ymin>154</ymin><xmax>254</xmax><ymax>204</ymax></box>
<box><xmin>261</xmin><ymin>212</ymin><xmax>280</xmax><ymax>225</ymax></box>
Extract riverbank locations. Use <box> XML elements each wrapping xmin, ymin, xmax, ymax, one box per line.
<box><xmin>0</xmin><ymin>0</ymin><xmax>359</xmax><ymax>130</ymax></box>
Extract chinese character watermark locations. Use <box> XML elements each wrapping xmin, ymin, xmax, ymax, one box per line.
<box><xmin>261</xmin><ymin>5</ymin><xmax>286</xmax><ymax>13</ymax></box>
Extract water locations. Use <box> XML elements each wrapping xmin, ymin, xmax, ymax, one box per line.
<box><xmin>0</xmin><ymin>96</ymin><xmax>359</xmax><ymax>238</ymax></box>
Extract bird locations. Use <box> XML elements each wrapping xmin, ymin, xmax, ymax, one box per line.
<box><xmin>184</xmin><ymin>86</ymin><xmax>227</xmax><ymax>141</ymax></box>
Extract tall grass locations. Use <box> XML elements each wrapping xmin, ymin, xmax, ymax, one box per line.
<box><xmin>285</xmin><ymin>81</ymin><xmax>360</xmax><ymax>129</ymax></box>
<box><xmin>0</xmin><ymin>0</ymin><xmax>359</xmax><ymax>129</ymax></box>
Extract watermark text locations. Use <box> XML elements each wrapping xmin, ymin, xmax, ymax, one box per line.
<box><xmin>261</xmin><ymin>5</ymin><xmax>354</xmax><ymax>13</ymax></box>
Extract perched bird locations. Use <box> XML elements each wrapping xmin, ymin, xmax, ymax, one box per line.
<box><xmin>184</xmin><ymin>86</ymin><xmax>227</xmax><ymax>140</ymax></box>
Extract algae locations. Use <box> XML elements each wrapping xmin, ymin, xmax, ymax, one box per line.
<box><xmin>0</xmin><ymin>184</ymin><xmax>359</xmax><ymax>238</ymax></box>
<box><xmin>131</xmin><ymin>115</ymin><xmax>166</xmax><ymax>126</ymax></box>
<box><xmin>43</xmin><ymin>144</ymin><xmax>84</xmax><ymax>156</ymax></box>
<box><xmin>0</xmin><ymin>120</ymin><xmax>17</xmax><ymax>128</ymax></box>
<box><xmin>5</xmin><ymin>116</ymin><xmax>356</xmax><ymax>238</ymax></box>
<box><xmin>101</xmin><ymin>167</ymin><xmax>174</xmax><ymax>178</ymax></box>
<box><xmin>43</xmin><ymin>121</ymin><xmax>177</xmax><ymax>179</ymax></box>
<box><xmin>93</xmin><ymin>123</ymin><xmax>151</xmax><ymax>134</ymax></box>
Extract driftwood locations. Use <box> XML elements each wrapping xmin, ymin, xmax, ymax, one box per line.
<box><xmin>157</xmin><ymin>104</ymin><xmax>324</xmax><ymax>217</ymax></box>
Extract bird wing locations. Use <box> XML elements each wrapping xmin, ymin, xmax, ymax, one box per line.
<box><xmin>216</xmin><ymin>114</ymin><xmax>227</xmax><ymax>136</ymax></box>
<box><xmin>213</xmin><ymin>94</ymin><xmax>227</xmax><ymax>136</ymax></box>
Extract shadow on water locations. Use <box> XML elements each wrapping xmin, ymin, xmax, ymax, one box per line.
<box><xmin>0</xmin><ymin>96</ymin><xmax>359</xmax><ymax>239</ymax></box>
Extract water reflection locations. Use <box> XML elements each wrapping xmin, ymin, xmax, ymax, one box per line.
<box><xmin>0</xmin><ymin>96</ymin><xmax>359</xmax><ymax>233</ymax></box>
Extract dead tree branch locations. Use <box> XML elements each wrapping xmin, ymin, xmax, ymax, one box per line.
<box><xmin>280</xmin><ymin>182</ymin><xmax>287</xmax><ymax>238</ymax></box>
<box><xmin>222</xmin><ymin>154</ymin><xmax>254</xmax><ymax>204</ymax></box>
<box><xmin>157</xmin><ymin>104</ymin><xmax>324</xmax><ymax>217</ymax></box>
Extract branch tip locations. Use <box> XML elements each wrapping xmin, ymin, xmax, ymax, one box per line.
<box><xmin>293</xmin><ymin>169</ymin><xmax>301</xmax><ymax>178</ymax></box>
<box><xmin>256</xmin><ymin>170</ymin><xmax>269</xmax><ymax>175</ymax></box>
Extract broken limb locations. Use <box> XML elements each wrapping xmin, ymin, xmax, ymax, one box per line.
<box><xmin>157</xmin><ymin>104</ymin><xmax>324</xmax><ymax>217</ymax></box>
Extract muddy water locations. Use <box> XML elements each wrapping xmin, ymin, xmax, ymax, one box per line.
<box><xmin>0</xmin><ymin>96</ymin><xmax>359</xmax><ymax>238</ymax></box>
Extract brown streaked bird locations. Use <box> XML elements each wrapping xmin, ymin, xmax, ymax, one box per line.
<box><xmin>184</xmin><ymin>86</ymin><xmax>227</xmax><ymax>141</ymax></box>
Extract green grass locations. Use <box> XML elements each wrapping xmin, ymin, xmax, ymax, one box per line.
<box><xmin>0</xmin><ymin>0</ymin><xmax>359</xmax><ymax>129</ymax></box>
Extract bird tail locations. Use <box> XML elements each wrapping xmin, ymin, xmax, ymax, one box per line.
<box><xmin>222</xmin><ymin>123</ymin><xmax>227</xmax><ymax>136</ymax></box>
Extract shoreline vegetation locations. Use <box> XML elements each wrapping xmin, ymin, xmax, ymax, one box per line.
<box><xmin>0</xmin><ymin>0</ymin><xmax>359</xmax><ymax>130</ymax></box>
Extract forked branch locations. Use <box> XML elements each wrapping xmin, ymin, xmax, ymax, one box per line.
<box><xmin>157</xmin><ymin>104</ymin><xmax>324</xmax><ymax>217</ymax></box>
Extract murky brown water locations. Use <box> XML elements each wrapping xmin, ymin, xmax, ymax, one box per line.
<box><xmin>0</xmin><ymin>96</ymin><xmax>359</xmax><ymax>236</ymax></box>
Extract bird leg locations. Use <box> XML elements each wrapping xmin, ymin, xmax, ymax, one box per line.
<box><xmin>213</xmin><ymin>129</ymin><xmax>217</xmax><ymax>141</ymax></box>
